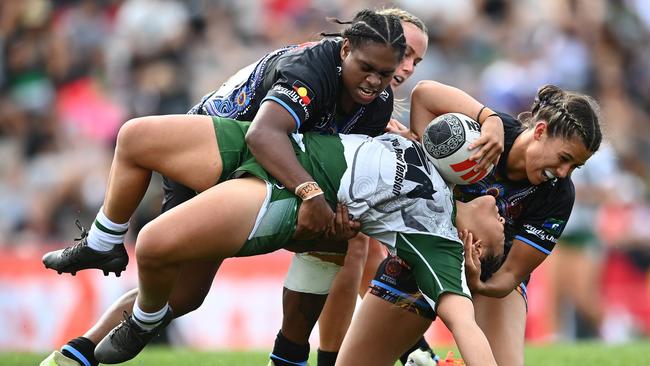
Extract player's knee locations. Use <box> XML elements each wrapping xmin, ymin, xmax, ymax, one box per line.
<box><xmin>344</xmin><ymin>235</ymin><xmax>369</xmax><ymax>264</ymax></box>
<box><xmin>135</xmin><ymin>222</ymin><xmax>177</xmax><ymax>269</ymax></box>
<box><xmin>116</xmin><ymin>116</ymin><xmax>158</xmax><ymax>159</ymax></box>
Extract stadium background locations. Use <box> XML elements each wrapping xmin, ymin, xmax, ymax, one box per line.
<box><xmin>1</xmin><ymin>0</ymin><xmax>650</xmax><ymax>353</ymax></box>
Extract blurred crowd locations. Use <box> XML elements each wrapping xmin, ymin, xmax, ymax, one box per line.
<box><xmin>1</xmin><ymin>0</ymin><xmax>650</xmax><ymax>342</ymax></box>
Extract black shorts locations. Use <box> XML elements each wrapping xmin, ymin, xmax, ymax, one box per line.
<box><xmin>369</xmin><ymin>255</ymin><xmax>437</xmax><ymax>320</ymax></box>
<box><xmin>161</xmin><ymin>177</ymin><xmax>196</xmax><ymax>213</ymax></box>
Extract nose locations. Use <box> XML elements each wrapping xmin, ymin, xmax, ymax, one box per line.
<box><xmin>401</xmin><ymin>59</ymin><xmax>414</xmax><ymax>75</ymax></box>
<box><xmin>366</xmin><ymin>73</ymin><xmax>381</xmax><ymax>87</ymax></box>
<box><xmin>556</xmin><ymin>164</ymin><xmax>572</xmax><ymax>178</ymax></box>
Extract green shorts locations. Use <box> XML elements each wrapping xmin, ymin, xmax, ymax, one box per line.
<box><xmin>212</xmin><ymin>116</ymin><xmax>253</xmax><ymax>183</ymax></box>
<box><xmin>394</xmin><ymin>232</ymin><xmax>470</xmax><ymax>311</ymax></box>
<box><xmin>234</xmin><ymin>182</ymin><xmax>300</xmax><ymax>257</ymax></box>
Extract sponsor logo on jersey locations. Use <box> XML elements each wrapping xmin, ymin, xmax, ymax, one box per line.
<box><xmin>542</xmin><ymin>218</ymin><xmax>566</xmax><ymax>236</ymax></box>
<box><xmin>271</xmin><ymin>83</ymin><xmax>312</xmax><ymax>120</ymax></box>
<box><xmin>392</xmin><ymin>138</ymin><xmax>407</xmax><ymax>196</ymax></box>
<box><xmin>523</xmin><ymin>224</ymin><xmax>558</xmax><ymax>244</ymax></box>
<box><xmin>292</xmin><ymin>80</ymin><xmax>314</xmax><ymax>106</ymax></box>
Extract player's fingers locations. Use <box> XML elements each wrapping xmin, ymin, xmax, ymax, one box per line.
<box><xmin>463</xmin><ymin>231</ymin><xmax>474</xmax><ymax>263</ymax></box>
<box><xmin>468</xmin><ymin>135</ymin><xmax>488</xmax><ymax>151</ymax></box>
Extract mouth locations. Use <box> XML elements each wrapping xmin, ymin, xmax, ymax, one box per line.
<box><xmin>393</xmin><ymin>75</ymin><xmax>404</xmax><ymax>85</ymax></box>
<box><xmin>358</xmin><ymin>86</ymin><xmax>378</xmax><ymax>100</ymax></box>
<box><xmin>542</xmin><ymin>169</ymin><xmax>556</xmax><ymax>181</ymax></box>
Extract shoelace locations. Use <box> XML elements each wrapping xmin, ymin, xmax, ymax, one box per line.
<box><xmin>110</xmin><ymin>311</ymin><xmax>147</xmax><ymax>352</ymax></box>
<box><xmin>61</xmin><ymin>220</ymin><xmax>89</xmax><ymax>256</ymax></box>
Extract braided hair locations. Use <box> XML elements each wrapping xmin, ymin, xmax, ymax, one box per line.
<box><xmin>519</xmin><ymin>85</ymin><xmax>602</xmax><ymax>153</ymax></box>
<box><xmin>321</xmin><ymin>9</ymin><xmax>406</xmax><ymax>61</ymax></box>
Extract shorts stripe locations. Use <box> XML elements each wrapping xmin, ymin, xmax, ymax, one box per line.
<box><xmin>248</xmin><ymin>182</ymin><xmax>273</xmax><ymax>240</ymax></box>
<box><xmin>398</xmin><ymin>233</ymin><xmax>444</xmax><ymax>291</ymax></box>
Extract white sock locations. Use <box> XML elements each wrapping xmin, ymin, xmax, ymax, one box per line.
<box><xmin>86</xmin><ymin>206</ymin><xmax>129</xmax><ymax>251</ymax></box>
<box><xmin>132</xmin><ymin>302</ymin><xmax>170</xmax><ymax>331</ymax></box>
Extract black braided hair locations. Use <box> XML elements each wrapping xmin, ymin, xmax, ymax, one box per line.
<box><xmin>519</xmin><ymin>84</ymin><xmax>602</xmax><ymax>153</ymax></box>
<box><xmin>321</xmin><ymin>9</ymin><xmax>406</xmax><ymax>61</ymax></box>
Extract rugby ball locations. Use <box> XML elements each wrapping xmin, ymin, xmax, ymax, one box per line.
<box><xmin>421</xmin><ymin>113</ymin><xmax>494</xmax><ymax>185</ymax></box>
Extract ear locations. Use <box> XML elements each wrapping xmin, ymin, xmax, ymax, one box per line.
<box><xmin>533</xmin><ymin>121</ymin><xmax>547</xmax><ymax>141</ymax></box>
<box><xmin>340</xmin><ymin>38</ymin><xmax>351</xmax><ymax>61</ymax></box>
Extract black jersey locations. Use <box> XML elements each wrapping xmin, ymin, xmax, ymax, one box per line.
<box><xmin>188</xmin><ymin>38</ymin><xmax>393</xmax><ymax>137</ymax></box>
<box><xmin>454</xmin><ymin>113</ymin><xmax>575</xmax><ymax>255</ymax></box>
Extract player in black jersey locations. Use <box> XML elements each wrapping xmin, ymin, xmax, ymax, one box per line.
<box><xmin>348</xmin><ymin>81</ymin><xmax>603</xmax><ymax>366</ymax></box>
<box><xmin>39</xmin><ymin>9</ymin><xmax>408</xmax><ymax>366</ymax></box>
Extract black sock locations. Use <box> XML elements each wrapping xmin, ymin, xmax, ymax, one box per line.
<box><xmin>399</xmin><ymin>337</ymin><xmax>436</xmax><ymax>365</ymax></box>
<box><xmin>317</xmin><ymin>349</ymin><xmax>338</xmax><ymax>366</ymax></box>
<box><xmin>269</xmin><ymin>331</ymin><xmax>310</xmax><ymax>366</ymax></box>
<box><xmin>61</xmin><ymin>337</ymin><xmax>98</xmax><ymax>366</ymax></box>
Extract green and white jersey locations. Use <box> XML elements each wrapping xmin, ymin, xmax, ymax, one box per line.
<box><xmin>293</xmin><ymin>132</ymin><xmax>460</xmax><ymax>248</ymax></box>
<box><xmin>227</xmin><ymin>119</ymin><xmax>468</xmax><ymax>305</ymax></box>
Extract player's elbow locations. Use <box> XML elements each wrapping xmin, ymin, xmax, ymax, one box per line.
<box><xmin>245</xmin><ymin>125</ymin><xmax>264</xmax><ymax>154</ymax></box>
<box><xmin>411</xmin><ymin>80</ymin><xmax>438</xmax><ymax>100</ymax></box>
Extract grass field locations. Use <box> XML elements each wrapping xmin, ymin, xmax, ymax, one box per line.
<box><xmin>5</xmin><ymin>341</ymin><xmax>649</xmax><ymax>366</ymax></box>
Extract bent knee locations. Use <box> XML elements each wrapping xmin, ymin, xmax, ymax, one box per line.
<box><xmin>344</xmin><ymin>235</ymin><xmax>369</xmax><ymax>263</ymax></box>
<box><xmin>116</xmin><ymin>117</ymin><xmax>161</xmax><ymax>159</ymax></box>
<box><xmin>135</xmin><ymin>222</ymin><xmax>179</xmax><ymax>268</ymax></box>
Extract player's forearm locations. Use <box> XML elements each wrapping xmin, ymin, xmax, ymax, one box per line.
<box><xmin>246</xmin><ymin>127</ymin><xmax>314</xmax><ymax>192</ymax></box>
<box><xmin>473</xmin><ymin>270</ymin><xmax>520</xmax><ymax>298</ymax></box>
<box><xmin>410</xmin><ymin>80</ymin><xmax>485</xmax><ymax>137</ymax></box>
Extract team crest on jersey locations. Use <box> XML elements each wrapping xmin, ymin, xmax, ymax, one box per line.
<box><xmin>379</xmin><ymin>89</ymin><xmax>389</xmax><ymax>102</ymax></box>
<box><xmin>292</xmin><ymin>81</ymin><xmax>314</xmax><ymax>106</ymax></box>
<box><xmin>542</xmin><ymin>218</ymin><xmax>566</xmax><ymax>236</ymax></box>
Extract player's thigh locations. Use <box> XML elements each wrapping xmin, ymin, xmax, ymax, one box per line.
<box><xmin>337</xmin><ymin>295</ymin><xmax>431</xmax><ymax>366</ymax></box>
<box><xmin>118</xmin><ymin>114</ymin><xmax>222</xmax><ymax>192</ymax></box>
<box><xmin>474</xmin><ymin>290</ymin><xmax>527</xmax><ymax>366</ymax></box>
<box><xmin>137</xmin><ymin>177</ymin><xmax>267</xmax><ymax>263</ymax></box>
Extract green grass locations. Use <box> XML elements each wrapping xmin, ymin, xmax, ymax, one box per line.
<box><xmin>6</xmin><ymin>341</ymin><xmax>650</xmax><ymax>366</ymax></box>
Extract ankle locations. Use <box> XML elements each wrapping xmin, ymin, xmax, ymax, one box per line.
<box><xmin>269</xmin><ymin>330</ymin><xmax>309</xmax><ymax>366</ymax></box>
<box><xmin>61</xmin><ymin>337</ymin><xmax>98</xmax><ymax>366</ymax></box>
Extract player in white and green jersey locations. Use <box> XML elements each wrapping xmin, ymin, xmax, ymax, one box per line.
<box><xmin>92</xmin><ymin>116</ymin><xmax>503</xmax><ymax>365</ymax></box>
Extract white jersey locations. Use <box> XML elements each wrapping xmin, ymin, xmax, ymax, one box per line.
<box><xmin>337</xmin><ymin>133</ymin><xmax>460</xmax><ymax>248</ymax></box>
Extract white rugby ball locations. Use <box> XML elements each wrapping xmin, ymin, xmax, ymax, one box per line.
<box><xmin>421</xmin><ymin>113</ymin><xmax>494</xmax><ymax>185</ymax></box>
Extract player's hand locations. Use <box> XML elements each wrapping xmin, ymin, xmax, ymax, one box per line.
<box><xmin>293</xmin><ymin>195</ymin><xmax>335</xmax><ymax>240</ymax></box>
<box><xmin>325</xmin><ymin>203</ymin><xmax>361</xmax><ymax>242</ymax></box>
<box><xmin>385</xmin><ymin>118</ymin><xmax>419</xmax><ymax>141</ymax></box>
<box><xmin>469</xmin><ymin>115</ymin><xmax>504</xmax><ymax>172</ymax></box>
<box><xmin>461</xmin><ymin>230</ymin><xmax>483</xmax><ymax>292</ymax></box>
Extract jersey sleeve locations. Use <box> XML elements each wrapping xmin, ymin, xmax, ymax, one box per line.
<box><xmin>261</xmin><ymin>46</ymin><xmax>335</xmax><ymax>130</ymax></box>
<box><xmin>513</xmin><ymin>179</ymin><xmax>575</xmax><ymax>254</ymax></box>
